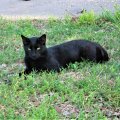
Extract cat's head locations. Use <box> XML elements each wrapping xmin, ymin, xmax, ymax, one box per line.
<box><xmin>21</xmin><ymin>34</ymin><xmax>47</xmax><ymax>60</ymax></box>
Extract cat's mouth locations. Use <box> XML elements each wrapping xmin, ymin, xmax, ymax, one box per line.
<box><xmin>29</xmin><ymin>54</ymin><xmax>45</xmax><ymax>60</ymax></box>
<box><xmin>30</xmin><ymin>56</ymin><xmax>39</xmax><ymax>60</ymax></box>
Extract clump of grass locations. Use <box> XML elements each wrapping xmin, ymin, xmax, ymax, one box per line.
<box><xmin>77</xmin><ymin>10</ymin><xmax>96</xmax><ymax>25</ymax></box>
<box><xmin>114</xmin><ymin>5</ymin><xmax>120</xmax><ymax>21</ymax></box>
<box><xmin>99</xmin><ymin>5</ymin><xmax>120</xmax><ymax>23</ymax></box>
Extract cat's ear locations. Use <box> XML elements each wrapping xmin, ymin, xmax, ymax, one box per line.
<box><xmin>38</xmin><ymin>34</ymin><xmax>46</xmax><ymax>45</ymax></box>
<box><xmin>21</xmin><ymin>35</ymin><xmax>30</xmax><ymax>45</ymax></box>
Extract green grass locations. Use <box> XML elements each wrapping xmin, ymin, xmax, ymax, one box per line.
<box><xmin>0</xmin><ymin>10</ymin><xmax>120</xmax><ymax>119</ymax></box>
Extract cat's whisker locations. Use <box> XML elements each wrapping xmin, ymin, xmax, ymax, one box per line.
<box><xmin>37</xmin><ymin>47</ymin><xmax>40</xmax><ymax>50</ymax></box>
<box><xmin>28</xmin><ymin>48</ymin><xmax>31</xmax><ymax>51</ymax></box>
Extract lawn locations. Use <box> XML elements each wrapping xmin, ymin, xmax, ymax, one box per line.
<box><xmin>0</xmin><ymin>10</ymin><xmax>120</xmax><ymax>119</ymax></box>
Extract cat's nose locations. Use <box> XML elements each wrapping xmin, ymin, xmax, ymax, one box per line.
<box><xmin>31</xmin><ymin>56</ymin><xmax>37</xmax><ymax>60</ymax></box>
<box><xmin>31</xmin><ymin>54</ymin><xmax>37</xmax><ymax>59</ymax></box>
<box><xmin>32</xmin><ymin>55</ymin><xmax>36</xmax><ymax>57</ymax></box>
<box><xmin>32</xmin><ymin>55</ymin><xmax>37</xmax><ymax>59</ymax></box>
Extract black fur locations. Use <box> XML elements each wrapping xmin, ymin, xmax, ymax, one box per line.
<box><xmin>20</xmin><ymin>34</ymin><xmax>109</xmax><ymax>75</ymax></box>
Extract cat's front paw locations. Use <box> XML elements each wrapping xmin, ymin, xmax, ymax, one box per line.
<box><xmin>19</xmin><ymin>69</ymin><xmax>31</xmax><ymax>77</ymax></box>
<box><xmin>19</xmin><ymin>72</ymin><xmax>25</xmax><ymax>77</ymax></box>
<box><xmin>19</xmin><ymin>72</ymin><xmax>22</xmax><ymax>77</ymax></box>
<box><xmin>19</xmin><ymin>72</ymin><xmax>27</xmax><ymax>80</ymax></box>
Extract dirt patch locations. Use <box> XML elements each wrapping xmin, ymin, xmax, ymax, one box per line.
<box><xmin>0</xmin><ymin>60</ymin><xmax>24</xmax><ymax>73</ymax></box>
<box><xmin>101</xmin><ymin>107</ymin><xmax>120</xmax><ymax>119</ymax></box>
<box><xmin>55</xmin><ymin>102</ymin><xmax>79</xmax><ymax>118</ymax></box>
<box><xmin>59</xmin><ymin>71</ymin><xmax>85</xmax><ymax>82</ymax></box>
<box><xmin>32</xmin><ymin>19</ymin><xmax>47</xmax><ymax>30</ymax></box>
<box><xmin>0</xmin><ymin>60</ymin><xmax>24</xmax><ymax>84</ymax></box>
<box><xmin>28</xmin><ymin>92</ymin><xmax>53</xmax><ymax>107</ymax></box>
<box><xmin>94</xmin><ymin>94</ymin><xmax>120</xmax><ymax>119</ymax></box>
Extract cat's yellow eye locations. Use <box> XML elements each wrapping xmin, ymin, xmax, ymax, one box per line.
<box><xmin>28</xmin><ymin>48</ymin><xmax>31</xmax><ymax>51</ymax></box>
<box><xmin>37</xmin><ymin>47</ymin><xmax>40</xmax><ymax>50</ymax></box>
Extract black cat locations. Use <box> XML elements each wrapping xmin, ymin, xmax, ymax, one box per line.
<box><xmin>20</xmin><ymin>34</ymin><xmax>109</xmax><ymax>75</ymax></box>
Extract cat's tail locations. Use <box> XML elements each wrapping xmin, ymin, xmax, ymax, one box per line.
<box><xmin>96</xmin><ymin>47</ymin><xmax>109</xmax><ymax>63</ymax></box>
